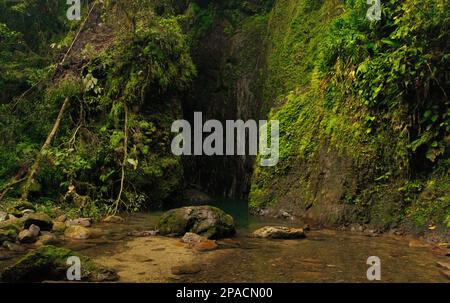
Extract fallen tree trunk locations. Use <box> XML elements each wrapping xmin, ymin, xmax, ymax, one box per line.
<box><xmin>21</xmin><ymin>97</ymin><xmax>70</xmax><ymax>201</ymax></box>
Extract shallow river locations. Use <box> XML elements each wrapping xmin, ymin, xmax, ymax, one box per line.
<box><xmin>1</xmin><ymin>199</ymin><xmax>448</xmax><ymax>282</ymax></box>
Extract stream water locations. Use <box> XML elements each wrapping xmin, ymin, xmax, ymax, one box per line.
<box><xmin>0</xmin><ymin>198</ymin><xmax>448</xmax><ymax>282</ymax></box>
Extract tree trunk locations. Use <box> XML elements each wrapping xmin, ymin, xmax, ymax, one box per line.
<box><xmin>21</xmin><ymin>97</ymin><xmax>70</xmax><ymax>200</ymax></box>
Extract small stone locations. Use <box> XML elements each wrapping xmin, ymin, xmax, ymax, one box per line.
<box><xmin>181</xmin><ymin>232</ymin><xmax>218</xmax><ymax>252</ymax></box>
<box><xmin>252</xmin><ymin>226</ymin><xmax>306</xmax><ymax>239</ymax></box>
<box><xmin>52</xmin><ymin>222</ymin><xmax>67</xmax><ymax>233</ymax></box>
<box><xmin>102</xmin><ymin>215</ymin><xmax>125</xmax><ymax>224</ymax></box>
<box><xmin>171</xmin><ymin>263</ymin><xmax>202</xmax><ymax>275</ymax></box>
<box><xmin>54</xmin><ymin>214</ymin><xmax>67</xmax><ymax>223</ymax></box>
<box><xmin>66</xmin><ymin>218</ymin><xmax>92</xmax><ymax>227</ymax></box>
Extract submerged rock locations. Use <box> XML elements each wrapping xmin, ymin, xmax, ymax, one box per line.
<box><xmin>127</xmin><ymin>230</ymin><xmax>159</xmax><ymax>237</ymax></box>
<box><xmin>408</xmin><ymin>239</ymin><xmax>430</xmax><ymax>248</ymax></box>
<box><xmin>23</xmin><ymin>213</ymin><xmax>53</xmax><ymax>231</ymax></box>
<box><xmin>171</xmin><ymin>263</ymin><xmax>202</xmax><ymax>275</ymax></box>
<box><xmin>157</xmin><ymin>206</ymin><xmax>236</xmax><ymax>239</ymax></box>
<box><xmin>181</xmin><ymin>232</ymin><xmax>218</xmax><ymax>252</ymax></box>
<box><xmin>1</xmin><ymin>245</ymin><xmax>118</xmax><ymax>282</ymax></box>
<box><xmin>252</xmin><ymin>226</ymin><xmax>306</xmax><ymax>239</ymax></box>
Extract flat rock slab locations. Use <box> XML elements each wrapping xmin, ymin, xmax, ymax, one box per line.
<box><xmin>171</xmin><ymin>263</ymin><xmax>202</xmax><ymax>275</ymax></box>
<box><xmin>252</xmin><ymin>226</ymin><xmax>306</xmax><ymax>239</ymax></box>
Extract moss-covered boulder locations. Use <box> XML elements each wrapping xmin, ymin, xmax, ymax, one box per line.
<box><xmin>0</xmin><ymin>219</ymin><xmax>22</xmax><ymax>233</ymax></box>
<box><xmin>1</xmin><ymin>245</ymin><xmax>118</xmax><ymax>282</ymax></box>
<box><xmin>157</xmin><ymin>206</ymin><xmax>236</xmax><ymax>239</ymax></box>
<box><xmin>23</xmin><ymin>213</ymin><xmax>53</xmax><ymax>231</ymax></box>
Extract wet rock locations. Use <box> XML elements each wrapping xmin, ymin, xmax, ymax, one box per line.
<box><xmin>2</xmin><ymin>241</ymin><xmax>25</xmax><ymax>252</ymax></box>
<box><xmin>408</xmin><ymin>239</ymin><xmax>431</xmax><ymax>248</ymax></box>
<box><xmin>66</xmin><ymin>218</ymin><xmax>92</xmax><ymax>227</ymax></box>
<box><xmin>52</xmin><ymin>222</ymin><xmax>67</xmax><ymax>234</ymax></box>
<box><xmin>171</xmin><ymin>263</ymin><xmax>202</xmax><ymax>275</ymax></box>
<box><xmin>217</xmin><ymin>238</ymin><xmax>241</xmax><ymax>249</ymax></box>
<box><xmin>54</xmin><ymin>214</ymin><xmax>67</xmax><ymax>223</ymax></box>
<box><xmin>157</xmin><ymin>206</ymin><xmax>236</xmax><ymax>239</ymax></box>
<box><xmin>64</xmin><ymin>225</ymin><xmax>92</xmax><ymax>240</ymax></box>
<box><xmin>436</xmin><ymin>261</ymin><xmax>450</xmax><ymax>271</ymax></box>
<box><xmin>181</xmin><ymin>232</ymin><xmax>218</xmax><ymax>252</ymax></box>
<box><xmin>1</xmin><ymin>245</ymin><xmax>118</xmax><ymax>282</ymax></box>
<box><xmin>23</xmin><ymin>213</ymin><xmax>53</xmax><ymax>231</ymax></box>
<box><xmin>0</xmin><ymin>229</ymin><xmax>17</xmax><ymax>244</ymax></box>
<box><xmin>0</xmin><ymin>211</ymin><xmax>7</xmax><ymax>222</ymax></box>
<box><xmin>102</xmin><ymin>215</ymin><xmax>125</xmax><ymax>224</ymax></box>
<box><xmin>18</xmin><ymin>224</ymin><xmax>40</xmax><ymax>244</ymax></box>
<box><xmin>252</xmin><ymin>226</ymin><xmax>306</xmax><ymax>239</ymax></box>
<box><xmin>36</xmin><ymin>232</ymin><xmax>59</xmax><ymax>246</ymax></box>
<box><xmin>127</xmin><ymin>230</ymin><xmax>159</xmax><ymax>237</ymax></box>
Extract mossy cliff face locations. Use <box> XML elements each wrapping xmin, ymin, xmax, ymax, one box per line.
<box><xmin>245</xmin><ymin>0</ymin><xmax>449</xmax><ymax>231</ymax></box>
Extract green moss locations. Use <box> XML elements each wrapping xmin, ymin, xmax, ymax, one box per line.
<box><xmin>1</xmin><ymin>245</ymin><xmax>117</xmax><ymax>282</ymax></box>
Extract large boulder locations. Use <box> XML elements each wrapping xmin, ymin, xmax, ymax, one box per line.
<box><xmin>157</xmin><ymin>206</ymin><xmax>236</xmax><ymax>239</ymax></box>
<box><xmin>252</xmin><ymin>226</ymin><xmax>306</xmax><ymax>239</ymax></box>
<box><xmin>23</xmin><ymin>213</ymin><xmax>53</xmax><ymax>231</ymax></box>
<box><xmin>1</xmin><ymin>245</ymin><xmax>118</xmax><ymax>282</ymax></box>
